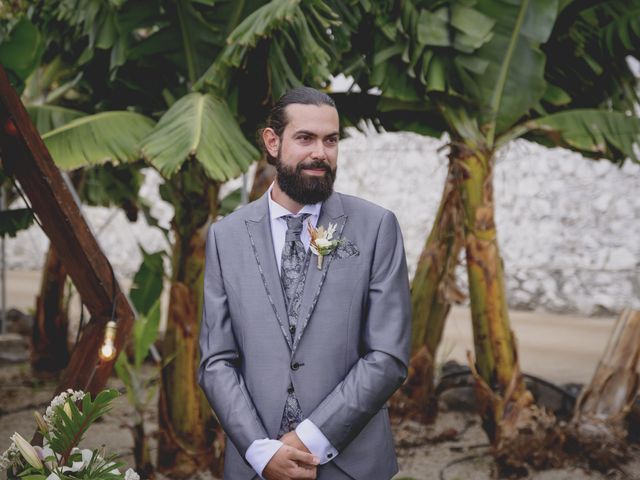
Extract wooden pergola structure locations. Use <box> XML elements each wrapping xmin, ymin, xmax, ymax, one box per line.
<box><xmin>0</xmin><ymin>65</ymin><xmax>134</xmax><ymax>396</ymax></box>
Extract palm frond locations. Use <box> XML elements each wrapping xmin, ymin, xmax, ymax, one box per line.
<box><xmin>140</xmin><ymin>93</ymin><xmax>258</xmax><ymax>181</ymax></box>
<box><xmin>42</xmin><ymin>112</ymin><xmax>155</xmax><ymax>170</ymax></box>
<box><xmin>193</xmin><ymin>0</ymin><xmax>338</xmax><ymax>97</ymax></box>
<box><xmin>512</xmin><ymin>109</ymin><xmax>640</xmax><ymax>164</ymax></box>
<box><xmin>26</xmin><ymin>105</ymin><xmax>86</xmax><ymax>135</ymax></box>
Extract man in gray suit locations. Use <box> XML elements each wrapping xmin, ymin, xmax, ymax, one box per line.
<box><xmin>199</xmin><ymin>87</ymin><xmax>411</xmax><ymax>479</ymax></box>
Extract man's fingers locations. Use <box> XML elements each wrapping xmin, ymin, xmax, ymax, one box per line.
<box><xmin>292</xmin><ymin>464</ymin><xmax>317</xmax><ymax>479</ymax></box>
<box><xmin>288</xmin><ymin>447</ymin><xmax>320</xmax><ymax>466</ymax></box>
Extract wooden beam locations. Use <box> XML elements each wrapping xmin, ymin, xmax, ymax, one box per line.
<box><xmin>0</xmin><ymin>66</ymin><xmax>135</xmax><ymax>396</ymax></box>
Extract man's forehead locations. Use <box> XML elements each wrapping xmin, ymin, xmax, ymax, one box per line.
<box><xmin>284</xmin><ymin>103</ymin><xmax>339</xmax><ymax>134</ymax></box>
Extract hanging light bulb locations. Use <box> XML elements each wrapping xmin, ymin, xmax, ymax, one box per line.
<box><xmin>99</xmin><ymin>321</ymin><xmax>117</xmax><ymax>361</ymax></box>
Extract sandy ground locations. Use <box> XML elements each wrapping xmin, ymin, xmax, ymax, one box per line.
<box><xmin>1</xmin><ymin>270</ymin><xmax>638</xmax><ymax>479</ymax></box>
<box><xmin>2</xmin><ymin>271</ymin><xmax>615</xmax><ymax>386</ymax></box>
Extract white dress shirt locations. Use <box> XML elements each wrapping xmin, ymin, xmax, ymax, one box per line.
<box><xmin>244</xmin><ymin>185</ymin><xmax>338</xmax><ymax>478</ymax></box>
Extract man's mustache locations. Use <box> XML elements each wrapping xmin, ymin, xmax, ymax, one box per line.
<box><xmin>297</xmin><ymin>161</ymin><xmax>332</xmax><ymax>173</ymax></box>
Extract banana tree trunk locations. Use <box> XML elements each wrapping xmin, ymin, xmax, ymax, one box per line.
<box><xmin>132</xmin><ymin>414</ymin><xmax>154</xmax><ymax>479</ymax></box>
<box><xmin>455</xmin><ymin>145</ymin><xmax>523</xmax><ymax>417</ymax></box>
<box><xmin>453</xmin><ymin>143</ymin><xmax>559</xmax><ymax>470</ymax></box>
<box><xmin>157</xmin><ymin>172</ymin><xmax>223</xmax><ymax>477</ymax></box>
<box><xmin>401</xmin><ymin>159</ymin><xmax>465</xmax><ymax>421</ymax></box>
<box><xmin>567</xmin><ymin>309</ymin><xmax>640</xmax><ymax>468</ymax></box>
<box><xmin>31</xmin><ymin>245</ymin><xmax>70</xmax><ymax>376</ymax></box>
<box><xmin>455</xmin><ymin>143</ymin><xmax>524</xmax><ymax>437</ymax></box>
<box><xmin>249</xmin><ymin>156</ymin><xmax>276</xmax><ymax>202</ymax></box>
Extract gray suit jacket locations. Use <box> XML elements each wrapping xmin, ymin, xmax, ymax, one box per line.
<box><xmin>198</xmin><ymin>191</ymin><xmax>411</xmax><ymax>479</ymax></box>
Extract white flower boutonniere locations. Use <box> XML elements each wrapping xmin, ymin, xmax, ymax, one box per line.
<box><xmin>308</xmin><ymin>221</ymin><xmax>341</xmax><ymax>270</ymax></box>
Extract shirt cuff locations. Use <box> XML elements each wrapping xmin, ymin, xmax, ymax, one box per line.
<box><xmin>245</xmin><ymin>438</ymin><xmax>283</xmax><ymax>478</ymax></box>
<box><xmin>295</xmin><ymin>419</ymin><xmax>339</xmax><ymax>464</ymax></box>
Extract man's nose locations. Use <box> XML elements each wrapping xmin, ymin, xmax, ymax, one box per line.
<box><xmin>310</xmin><ymin>140</ymin><xmax>327</xmax><ymax>160</ymax></box>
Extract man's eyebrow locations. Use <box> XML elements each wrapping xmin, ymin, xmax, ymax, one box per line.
<box><xmin>293</xmin><ymin>129</ymin><xmax>340</xmax><ymax>138</ymax></box>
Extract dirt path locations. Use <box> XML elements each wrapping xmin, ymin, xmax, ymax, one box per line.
<box><xmin>4</xmin><ymin>271</ymin><xmax>616</xmax><ymax>387</ymax></box>
<box><xmin>442</xmin><ymin>307</ymin><xmax>616</xmax><ymax>385</ymax></box>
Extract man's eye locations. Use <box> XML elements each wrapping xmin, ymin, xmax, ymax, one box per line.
<box><xmin>297</xmin><ymin>135</ymin><xmax>312</xmax><ymax>142</ymax></box>
<box><xmin>325</xmin><ymin>137</ymin><xmax>338</xmax><ymax>145</ymax></box>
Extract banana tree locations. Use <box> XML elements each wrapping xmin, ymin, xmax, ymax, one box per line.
<box><xmin>346</xmin><ymin>0</ymin><xmax>640</xmax><ymax>466</ymax></box>
<box><xmin>31</xmin><ymin>0</ymin><xmax>348</xmax><ymax>475</ymax></box>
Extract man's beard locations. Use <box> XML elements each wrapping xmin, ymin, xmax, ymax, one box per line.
<box><xmin>275</xmin><ymin>156</ymin><xmax>337</xmax><ymax>205</ymax></box>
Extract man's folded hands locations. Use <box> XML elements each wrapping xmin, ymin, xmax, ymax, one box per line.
<box><xmin>262</xmin><ymin>441</ymin><xmax>320</xmax><ymax>480</ymax></box>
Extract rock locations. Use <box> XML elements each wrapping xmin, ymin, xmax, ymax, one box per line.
<box><xmin>6</xmin><ymin>308</ymin><xmax>33</xmax><ymax>336</ymax></box>
<box><xmin>0</xmin><ymin>333</ymin><xmax>28</xmax><ymax>363</ymax></box>
<box><xmin>605</xmin><ymin>247</ymin><xmax>636</xmax><ymax>270</ymax></box>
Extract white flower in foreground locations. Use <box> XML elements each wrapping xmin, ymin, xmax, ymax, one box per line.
<box><xmin>34</xmin><ymin>411</ymin><xmax>48</xmax><ymax>433</ymax></box>
<box><xmin>63</xmin><ymin>401</ymin><xmax>73</xmax><ymax>420</ymax></box>
<box><xmin>61</xmin><ymin>448</ymin><xmax>94</xmax><ymax>473</ymax></box>
<box><xmin>125</xmin><ymin>468</ymin><xmax>141</xmax><ymax>480</ymax></box>
<box><xmin>314</xmin><ymin>237</ymin><xmax>333</xmax><ymax>248</ymax></box>
<box><xmin>0</xmin><ymin>442</ymin><xmax>19</xmax><ymax>470</ymax></box>
<box><xmin>11</xmin><ymin>432</ymin><xmax>43</xmax><ymax>469</ymax></box>
<box><xmin>45</xmin><ymin>473</ymin><xmax>61</xmax><ymax>480</ymax></box>
<box><xmin>43</xmin><ymin>389</ymin><xmax>85</xmax><ymax>430</ymax></box>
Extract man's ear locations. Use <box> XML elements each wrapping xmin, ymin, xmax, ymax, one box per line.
<box><xmin>262</xmin><ymin>128</ymin><xmax>280</xmax><ymax>158</ymax></box>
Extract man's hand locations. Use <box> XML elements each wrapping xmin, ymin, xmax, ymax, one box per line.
<box><xmin>280</xmin><ymin>431</ymin><xmax>311</xmax><ymax>453</ymax></box>
<box><xmin>262</xmin><ymin>444</ymin><xmax>319</xmax><ymax>480</ymax></box>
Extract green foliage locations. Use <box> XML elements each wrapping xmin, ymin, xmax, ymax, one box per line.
<box><xmin>521</xmin><ymin>110</ymin><xmax>640</xmax><ymax>164</ymax></box>
<box><xmin>115</xmin><ymin>248</ymin><xmax>164</xmax><ymax>413</ymax></box>
<box><xmin>543</xmin><ymin>0</ymin><xmax>640</xmax><ymax>115</ymax></box>
<box><xmin>354</xmin><ymin>0</ymin><xmax>640</xmax><ymax>166</ymax></box>
<box><xmin>140</xmin><ymin>93</ymin><xmax>258</xmax><ymax>180</ymax></box>
<box><xmin>26</xmin><ymin>105</ymin><xmax>86</xmax><ymax>135</ymax></box>
<box><xmin>5</xmin><ymin>390</ymin><xmax>132</xmax><ymax>480</ymax></box>
<box><xmin>42</xmin><ymin>111</ymin><xmax>155</xmax><ymax>169</ymax></box>
<box><xmin>0</xmin><ymin>208</ymin><xmax>34</xmax><ymax>238</ymax></box>
<box><xmin>40</xmin><ymin>0</ymin><xmax>130</xmax><ymax>73</ymax></box>
<box><xmin>194</xmin><ymin>0</ymin><xmax>339</xmax><ymax>98</ymax></box>
<box><xmin>469</xmin><ymin>0</ymin><xmax>559</xmax><ymax>142</ymax></box>
<box><xmin>48</xmin><ymin>390</ymin><xmax>120</xmax><ymax>464</ymax></box>
<box><xmin>76</xmin><ymin>163</ymin><xmax>144</xmax><ymax>221</ymax></box>
<box><xmin>129</xmin><ymin>248</ymin><xmax>165</xmax><ymax>317</ymax></box>
<box><xmin>219</xmin><ymin>187</ymin><xmax>243</xmax><ymax>216</ymax></box>
<box><xmin>0</xmin><ymin>17</ymin><xmax>44</xmax><ymax>85</ymax></box>
<box><xmin>133</xmin><ymin>300</ymin><xmax>161</xmax><ymax>369</ymax></box>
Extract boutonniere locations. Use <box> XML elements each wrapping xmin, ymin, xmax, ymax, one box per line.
<box><xmin>308</xmin><ymin>221</ymin><xmax>341</xmax><ymax>270</ymax></box>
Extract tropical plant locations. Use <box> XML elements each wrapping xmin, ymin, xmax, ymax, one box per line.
<box><xmin>0</xmin><ymin>388</ymin><xmax>140</xmax><ymax>480</ymax></box>
<box><xmin>340</xmin><ymin>0</ymin><xmax>640</xmax><ymax>469</ymax></box>
<box><xmin>0</xmin><ymin>13</ymin><xmax>43</xmax><ymax>238</ymax></box>
<box><xmin>115</xmin><ymin>248</ymin><xmax>166</xmax><ymax>479</ymax></box>
<box><xmin>0</xmin><ymin>6</ymin><xmax>155</xmax><ymax>377</ymax></box>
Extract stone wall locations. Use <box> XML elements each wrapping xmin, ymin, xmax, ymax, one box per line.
<box><xmin>6</xmin><ymin>132</ymin><xmax>640</xmax><ymax>315</ymax></box>
<box><xmin>336</xmin><ymin>132</ymin><xmax>640</xmax><ymax>315</ymax></box>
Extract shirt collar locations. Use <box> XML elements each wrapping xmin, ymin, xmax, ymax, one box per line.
<box><xmin>267</xmin><ymin>183</ymin><xmax>322</xmax><ymax>220</ymax></box>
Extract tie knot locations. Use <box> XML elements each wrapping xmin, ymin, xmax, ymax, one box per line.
<box><xmin>284</xmin><ymin>214</ymin><xmax>310</xmax><ymax>241</ymax></box>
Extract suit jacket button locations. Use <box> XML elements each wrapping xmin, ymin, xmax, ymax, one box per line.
<box><xmin>289</xmin><ymin>325</ymin><xmax>296</xmax><ymax>335</ymax></box>
<box><xmin>287</xmin><ymin>386</ymin><xmax>295</xmax><ymax>394</ymax></box>
<box><xmin>291</xmin><ymin>362</ymin><xmax>300</xmax><ymax>371</ymax></box>
<box><xmin>327</xmin><ymin>453</ymin><xmax>333</xmax><ymax>459</ymax></box>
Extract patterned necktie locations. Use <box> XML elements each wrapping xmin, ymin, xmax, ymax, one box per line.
<box><xmin>278</xmin><ymin>213</ymin><xmax>310</xmax><ymax>437</ymax></box>
<box><xmin>280</xmin><ymin>214</ymin><xmax>310</xmax><ymax>312</ymax></box>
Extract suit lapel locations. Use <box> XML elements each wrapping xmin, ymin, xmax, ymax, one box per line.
<box><xmin>293</xmin><ymin>193</ymin><xmax>346</xmax><ymax>351</ymax></box>
<box><xmin>245</xmin><ymin>194</ymin><xmax>293</xmax><ymax>350</ymax></box>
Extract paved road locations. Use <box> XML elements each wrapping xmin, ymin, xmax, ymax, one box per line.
<box><xmin>4</xmin><ymin>271</ymin><xmax>617</xmax><ymax>385</ymax></box>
